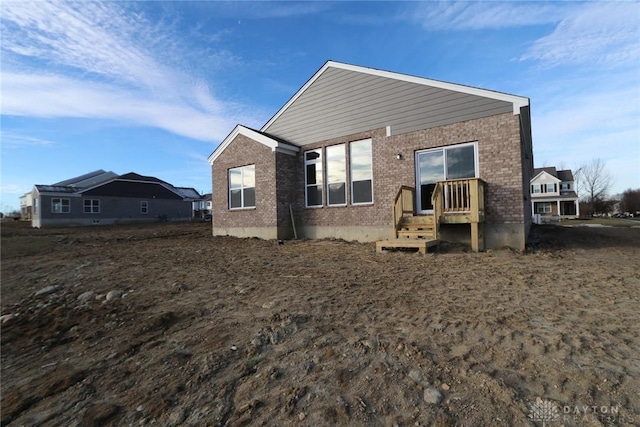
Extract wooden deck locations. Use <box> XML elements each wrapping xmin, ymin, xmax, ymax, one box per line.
<box><xmin>376</xmin><ymin>238</ymin><xmax>439</xmax><ymax>254</ymax></box>
<box><xmin>377</xmin><ymin>179</ymin><xmax>486</xmax><ymax>254</ymax></box>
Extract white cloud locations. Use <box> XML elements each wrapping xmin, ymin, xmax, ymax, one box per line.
<box><xmin>0</xmin><ymin>130</ymin><xmax>55</xmax><ymax>147</ymax></box>
<box><xmin>404</xmin><ymin>1</ymin><xmax>567</xmax><ymax>31</ymax></box>
<box><xmin>0</xmin><ymin>1</ymin><xmax>249</xmax><ymax>142</ymax></box>
<box><xmin>521</xmin><ymin>2</ymin><xmax>640</xmax><ymax>67</ymax></box>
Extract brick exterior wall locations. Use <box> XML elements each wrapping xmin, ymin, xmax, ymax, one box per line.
<box><xmin>212</xmin><ymin>111</ymin><xmax>531</xmax><ymax>247</ymax></box>
<box><xmin>212</xmin><ymin>134</ymin><xmax>278</xmax><ymax>230</ymax></box>
<box><xmin>293</xmin><ymin>111</ymin><xmax>526</xmax><ymax>228</ymax></box>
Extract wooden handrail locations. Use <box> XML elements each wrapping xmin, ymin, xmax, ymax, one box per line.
<box><xmin>393</xmin><ymin>186</ymin><xmax>415</xmax><ymax>235</ymax></box>
<box><xmin>432</xmin><ymin>178</ymin><xmax>485</xmax><ymax>221</ymax></box>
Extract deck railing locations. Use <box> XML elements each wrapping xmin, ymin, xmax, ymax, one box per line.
<box><xmin>392</xmin><ymin>186</ymin><xmax>415</xmax><ymax>233</ymax></box>
<box><xmin>433</xmin><ymin>178</ymin><xmax>485</xmax><ymax>223</ymax></box>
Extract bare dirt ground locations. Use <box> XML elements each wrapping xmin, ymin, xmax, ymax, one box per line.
<box><xmin>1</xmin><ymin>220</ymin><xmax>639</xmax><ymax>427</ymax></box>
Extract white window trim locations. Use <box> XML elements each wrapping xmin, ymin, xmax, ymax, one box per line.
<box><xmin>532</xmin><ymin>184</ymin><xmax>541</xmax><ymax>194</ymax></box>
<box><xmin>326</xmin><ymin>143</ymin><xmax>347</xmax><ymax>207</ymax></box>
<box><xmin>228</xmin><ymin>165</ymin><xmax>256</xmax><ymax>210</ymax></box>
<box><xmin>537</xmin><ymin>202</ymin><xmax>552</xmax><ymax>213</ymax></box>
<box><xmin>83</xmin><ymin>199</ymin><xmax>100</xmax><ymax>214</ymax></box>
<box><xmin>141</xmin><ymin>201</ymin><xmax>149</xmax><ymax>214</ymax></box>
<box><xmin>51</xmin><ymin>198</ymin><xmax>70</xmax><ymax>214</ymax></box>
<box><xmin>304</xmin><ymin>149</ymin><xmax>323</xmax><ymax>208</ymax></box>
<box><xmin>350</xmin><ymin>138</ymin><xmax>374</xmax><ymax>206</ymax></box>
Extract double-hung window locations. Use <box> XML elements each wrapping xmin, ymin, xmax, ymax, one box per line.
<box><xmin>537</xmin><ymin>202</ymin><xmax>552</xmax><ymax>214</ymax></box>
<box><xmin>83</xmin><ymin>199</ymin><xmax>100</xmax><ymax>214</ymax></box>
<box><xmin>305</xmin><ymin>150</ymin><xmax>323</xmax><ymax>207</ymax></box>
<box><xmin>326</xmin><ymin>144</ymin><xmax>346</xmax><ymax>206</ymax></box>
<box><xmin>350</xmin><ymin>139</ymin><xmax>373</xmax><ymax>204</ymax></box>
<box><xmin>141</xmin><ymin>201</ymin><xmax>148</xmax><ymax>214</ymax></box>
<box><xmin>532</xmin><ymin>184</ymin><xmax>541</xmax><ymax>194</ymax></box>
<box><xmin>52</xmin><ymin>198</ymin><xmax>70</xmax><ymax>213</ymax></box>
<box><xmin>229</xmin><ymin>165</ymin><xmax>256</xmax><ymax>209</ymax></box>
<box><xmin>546</xmin><ymin>183</ymin><xmax>556</xmax><ymax>193</ymax></box>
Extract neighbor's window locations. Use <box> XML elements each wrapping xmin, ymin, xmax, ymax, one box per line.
<box><xmin>537</xmin><ymin>202</ymin><xmax>552</xmax><ymax>213</ymax></box>
<box><xmin>83</xmin><ymin>199</ymin><xmax>100</xmax><ymax>214</ymax></box>
<box><xmin>532</xmin><ymin>184</ymin><xmax>541</xmax><ymax>194</ymax></box>
<box><xmin>141</xmin><ymin>201</ymin><xmax>148</xmax><ymax>214</ymax></box>
<box><xmin>305</xmin><ymin>150</ymin><xmax>323</xmax><ymax>207</ymax></box>
<box><xmin>560</xmin><ymin>182</ymin><xmax>571</xmax><ymax>191</ymax></box>
<box><xmin>229</xmin><ymin>165</ymin><xmax>256</xmax><ymax>209</ymax></box>
<box><xmin>350</xmin><ymin>139</ymin><xmax>373</xmax><ymax>204</ymax></box>
<box><xmin>546</xmin><ymin>183</ymin><xmax>556</xmax><ymax>193</ymax></box>
<box><xmin>326</xmin><ymin>144</ymin><xmax>346</xmax><ymax>206</ymax></box>
<box><xmin>51</xmin><ymin>198</ymin><xmax>70</xmax><ymax>213</ymax></box>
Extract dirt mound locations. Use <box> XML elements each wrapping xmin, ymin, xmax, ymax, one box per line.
<box><xmin>2</xmin><ymin>221</ymin><xmax>639</xmax><ymax>426</ymax></box>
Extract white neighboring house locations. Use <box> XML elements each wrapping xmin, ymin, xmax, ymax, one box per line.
<box><xmin>20</xmin><ymin>192</ymin><xmax>33</xmax><ymax>220</ymax></box>
<box><xmin>530</xmin><ymin>167</ymin><xmax>580</xmax><ymax>220</ymax></box>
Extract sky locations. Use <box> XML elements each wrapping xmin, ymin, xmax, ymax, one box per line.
<box><xmin>1</xmin><ymin>0</ymin><xmax>639</xmax><ymax>213</ymax></box>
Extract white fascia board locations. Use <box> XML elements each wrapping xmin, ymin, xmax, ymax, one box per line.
<box><xmin>261</xmin><ymin>61</ymin><xmax>530</xmax><ymax>132</ymax></box>
<box><xmin>531</xmin><ymin>171</ymin><xmax>560</xmax><ymax>183</ymax></box>
<box><xmin>208</xmin><ymin>125</ymin><xmax>299</xmax><ymax>165</ymax></box>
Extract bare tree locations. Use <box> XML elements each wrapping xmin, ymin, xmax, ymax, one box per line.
<box><xmin>574</xmin><ymin>158</ymin><xmax>614</xmax><ymax>214</ymax></box>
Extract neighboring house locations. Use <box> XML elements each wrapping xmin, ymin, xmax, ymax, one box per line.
<box><xmin>30</xmin><ymin>170</ymin><xmax>198</xmax><ymax>228</ymax></box>
<box><xmin>530</xmin><ymin>167</ymin><xmax>580</xmax><ymax>219</ymax></box>
<box><xmin>20</xmin><ymin>192</ymin><xmax>33</xmax><ymax>220</ymax></box>
<box><xmin>193</xmin><ymin>193</ymin><xmax>212</xmax><ymax>218</ymax></box>
<box><xmin>208</xmin><ymin>61</ymin><xmax>534</xmax><ymax>251</ymax></box>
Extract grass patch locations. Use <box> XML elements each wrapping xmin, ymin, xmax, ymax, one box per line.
<box><xmin>1</xmin><ymin>236</ymin><xmax>60</xmax><ymax>259</ymax></box>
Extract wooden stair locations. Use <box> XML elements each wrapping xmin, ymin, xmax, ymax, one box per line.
<box><xmin>376</xmin><ymin>215</ymin><xmax>439</xmax><ymax>254</ymax></box>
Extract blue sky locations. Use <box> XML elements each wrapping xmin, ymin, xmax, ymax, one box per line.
<box><xmin>1</xmin><ymin>0</ymin><xmax>639</xmax><ymax>212</ymax></box>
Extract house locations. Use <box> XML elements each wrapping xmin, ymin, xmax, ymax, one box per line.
<box><xmin>530</xmin><ymin>167</ymin><xmax>580</xmax><ymax>220</ymax></box>
<box><xmin>30</xmin><ymin>170</ymin><xmax>199</xmax><ymax>228</ymax></box>
<box><xmin>208</xmin><ymin>61</ymin><xmax>534</xmax><ymax>251</ymax></box>
<box><xmin>193</xmin><ymin>193</ymin><xmax>212</xmax><ymax>218</ymax></box>
<box><xmin>19</xmin><ymin>192</ymin><xmax>33</xmax><ymax>221</ymax></box>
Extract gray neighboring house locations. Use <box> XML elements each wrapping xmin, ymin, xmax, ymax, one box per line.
<box><xmin>31</xmin><ymin>170</ymin><xmax>199</xmax><ymax>228</ymax></box>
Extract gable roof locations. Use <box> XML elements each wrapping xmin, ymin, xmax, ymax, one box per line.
<box><xmin>53</xmin><ymin>169</ymin><xmax>118</xmax><ymax>187</ymax></box>
<box><xmin>207</xmin><ymin>125</ymin><xmax>300</xmax><ymax>165</ymax></box>
<box><xmin>261</xmin><ymin>61</ymin><xmax>530</xmax><ymax>146</ymax></box>
<box><xmin>532</xmin><ymin>167</ymin><xmax>575</xmax><ymax>182</ymax></box>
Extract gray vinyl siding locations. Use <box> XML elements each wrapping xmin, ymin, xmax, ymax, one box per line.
<box><xmin>265</xmin><ymin>67</ymin><xmax>513</xmax><ymax>145</ymax></box>
<box><xmin>34</xmin><ymin>195</ymin><xmax>191</xmax><ymax>227</ymax></box>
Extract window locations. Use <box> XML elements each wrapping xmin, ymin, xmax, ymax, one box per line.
<box><xmin>537</xmin><ymin>202</ymin><xmax>552</xmax><ymax>213</ymax></box>
<box><xmin>141</xmin><ymin>201</ymin><xmax>148</xmax><ymax>214</ymax></box>
<box><xmin>305</xmin><ymin>150</ymin><xmax>323</xmax><ymax>207</ymax></box>
<box><xmin>560</xmin><ymin>182</ymin><xmax>571</xmax><ymax>191</ymax></box>
<box><xmin>83</xmin><ymin>199</ymin><xmax>100</xmax><ymax>214</ymax></box>
<box><xmin>532</xmin><ymin>184</ymin><xmax>541</xmax><ymax>194</ymax></box>
<box><xmin>229</xmin><ymin>165</ymin><xmax>256</xmax><ymax>209</ymax></box>
<box><xmin>326</xmin><ymin>144</ymin><xmax>346</xmax><ymax>206</ymax></box>
<box><xmin>51</xmin><ymin>198</ymin><xmax>70</xmax><ymax>213</ymax></box>
<box><xmin>350</xmin><ymin>139</ymin><xmax>373</xmax><ymax>204</ymax></box>
<box><xmin>546</xmin><ymin>183</ymin><xmax>556</xmax><ymax>193</ymax></box>
<box><xmin>416</xmin><ymin>142</ymin><xmax>477</xmax><ymax>212</ymax></box>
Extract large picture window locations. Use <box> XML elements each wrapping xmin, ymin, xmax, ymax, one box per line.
<box><xmin>51</xmin><ymin>198</ymin><xmax>70</xmax><ymax>213</ymax></box>
<box><xmin>350</xmin><ymin>139</ymin><xmax>373</xmax><ymax>204</ymax></box>
<box><xmin>83</xmin><ymin>199</ymin><xmax>100</xmax><ymax>214</ymax></box>
<box><xmin>305</xmin><ymin>150</ymin><xmax>323</xmax><ymax>207</ymax></box>
<box><xmin>229</xmin><ymin>165</ymin><xmax>256</xmax><ymax>209</ymax></box>
<box><xmin>326</xmin><ymin>144</ymin><xmax>346</xmax><ymax>206</ymax></box>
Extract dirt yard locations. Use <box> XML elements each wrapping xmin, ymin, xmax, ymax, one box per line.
<box><xmin>1</xmin><ymin>220</ymin><xmax>639</xmax><ymax>426</ymax></box>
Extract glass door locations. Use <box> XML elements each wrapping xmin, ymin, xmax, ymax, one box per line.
<box><xmin>416</xmin><ymin>150</ymin><xmax>444</xmax><ymax>214</ymax></box>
